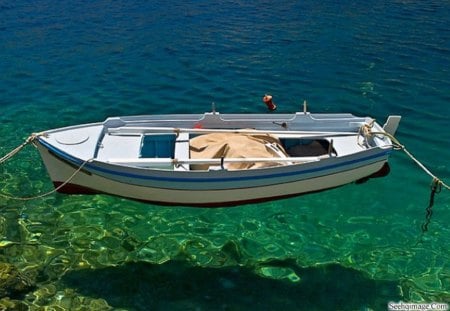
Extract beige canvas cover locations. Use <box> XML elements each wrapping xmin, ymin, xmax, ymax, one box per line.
<box><xmin>189</xmin><ymin>133</ymin><xmax>288</xmax><ymax>170</ymax></box>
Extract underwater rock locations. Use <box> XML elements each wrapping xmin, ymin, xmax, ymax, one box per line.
<box><xmin>220</xmin><ymin>240</ymin><xmax>243</xmax><ymax>264</ymax></box>
<box><xmin>0</xmin><ymin>297</ymin><xmax>28</xmax><ymax>310</ymax></box>
<box><xmin>137</xmin><ymin>236</ymin><xmax>181</xmax><ymax>264</ymax></box>
<box><xmin>182</xmin><ymin>239</ymin><xmax>213</xmax><ymax>266</ymax></box>
<box><xmin>256</xmin><ymin>266</ymin><xmax>301</xmax><ymax>282</ymax></box>
<box><xmin>0</xmin><ymin>262</ymin><xmax>34</xmax><ymax>298</ymax></box>
<box><xmin>121</xmin><ymin>234</ymin><xmax>142</xmax><ymax>252</ymax></box>
<box><xmin>30</xmin><ymin>287</ymin><xmax>113</xmax><ymax>310</ymax></box>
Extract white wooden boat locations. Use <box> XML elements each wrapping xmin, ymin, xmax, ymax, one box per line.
<box><xmin>34</xmin><ymin>110</ymin><xmax>401</xmax><ymax>206</ymax></box>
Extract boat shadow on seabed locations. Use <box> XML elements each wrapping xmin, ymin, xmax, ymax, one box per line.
<box><xmin>61</xmin><ymin>259</ymin><xmax>401</xmax><ymax>310</ymax></box>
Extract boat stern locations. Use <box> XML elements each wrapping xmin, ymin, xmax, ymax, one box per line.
<box><xmin>383</xmin><ymin>115</ymin><xmax>402</xmax><ymax>136</ymax></box>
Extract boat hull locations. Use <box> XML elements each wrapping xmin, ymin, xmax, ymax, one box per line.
<box><xmin>36</xmin><ymin>140</ymin><xmax>389</xmax><ymax>207</ymax></box>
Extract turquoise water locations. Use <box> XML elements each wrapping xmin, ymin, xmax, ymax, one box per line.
<box><xmin>1</xmin><ymin>1</ymin><xmax>449</xmax><ymax>310</ymax></box>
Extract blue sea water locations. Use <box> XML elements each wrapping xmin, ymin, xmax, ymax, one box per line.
<box><xmin>0</xmin><ymin>0</ymin><xmax>449</xmax><ymax>310</ymax></box>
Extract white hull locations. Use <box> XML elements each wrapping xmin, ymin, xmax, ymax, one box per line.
<box><xmin>34</xmin><ymin>111</ymin><xmax>399</xmax><ymax>206</ymax></box>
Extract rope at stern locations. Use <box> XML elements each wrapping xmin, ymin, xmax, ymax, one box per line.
<box><xmin>401</xmin><ymin>147</ymin><xmax>450</xmax><ymax>191</ymax></box>
<box><xmin>359</xmin><ymin>123</ymin><xmax>449</xmax><ymax>191</ymax></box>
<box><xmin>420</xmin><ymin>178</ymin><xmax>442</xmax><ymax>233</ymax></box>
<box><xmin>360</xmin><ymin>123</ymin><xmax>449</xmax><ymax>234</ymax></box>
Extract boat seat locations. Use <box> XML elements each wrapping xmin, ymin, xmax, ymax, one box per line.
<box><xmin>174</xmin><ymin>133</ymin><xmax>190</xmax><ymax>171</ymax></box>
<box><xmin>97</xmin><ymin>133</ymin><xmax>143</xmax><ymax>161</ymax></box>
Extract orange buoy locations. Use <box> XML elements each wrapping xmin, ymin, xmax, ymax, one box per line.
<box><xmin>263</xmin><ymin>94</ymin><xmax>277</xmax><ymax>111</ymax></box>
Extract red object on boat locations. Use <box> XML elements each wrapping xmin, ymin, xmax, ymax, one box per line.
<box><xmin>263</xmin><ymin>94</ymin><xmax>277</xmax><ymax>111</ymax></box>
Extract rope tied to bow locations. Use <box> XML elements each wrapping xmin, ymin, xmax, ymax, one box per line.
<box><xmin>0</xmin><ymin>133</ymin><xmax>45</xmax><ymax>164</ymax></box>
<box><xmin>1</xmin><ymin>133</ymin><xmax>93</xmax><ymax>200</ymax></box>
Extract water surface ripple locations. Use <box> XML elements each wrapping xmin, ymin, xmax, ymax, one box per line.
<box><xmin>1</xmin><ymin>0</ymin><xmax>449</xmax><ymax>309</ymax></box>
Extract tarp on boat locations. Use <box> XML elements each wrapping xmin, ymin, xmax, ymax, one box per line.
<box><xmin>189</xmin><ymin>133</ymin><xmax>288</xmax><ymax>170</ymax></box>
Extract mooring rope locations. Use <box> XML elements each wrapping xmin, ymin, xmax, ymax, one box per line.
<box><xmin>0</xmin><ymin>158</ymin><xmax>93</xmax><ymax>201</ymax></box>
<box><xmin>360</xmin><ymin>123</ymin><xmax>449</xmax><ymax>191</ymax></box>
<box><xmin>1</xmin><ymin>127</ymin><xmax>448</xmax><ymax>204</ymax></box>
<box><xmin>0</xmin><ymin>133</ymin><xmax>93</xmax><ymax>200</ymax></box>
<box><xmin>0</xmin><ymin>133</ymin><xmax>43</xmax><ymax>164</ymax></box>
<box><xmin>361</xmin><ymin>123</ymin><xmax>449</xmax><ymax>234</ymax></box>
<box><xmin>420</xmin><ymin>178</ymin><xmax>442</xmax><ymax>233</ymax></box>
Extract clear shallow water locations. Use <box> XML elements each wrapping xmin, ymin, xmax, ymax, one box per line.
<box><xmin>1</xmin><ymin>0</ymin><xmax>449</xmax><ymax>310</ymax></box>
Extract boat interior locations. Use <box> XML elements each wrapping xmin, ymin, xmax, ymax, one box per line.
<box><xmin>132</xmin><ymin>132</ymin><xmax>337</xmax><ymax>171</ymax></box>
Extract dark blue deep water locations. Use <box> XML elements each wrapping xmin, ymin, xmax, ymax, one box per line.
<box><xmin>1</xmin><ymin>1</ymin><xmax>449</xmax><ymax>310</ymax></box>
